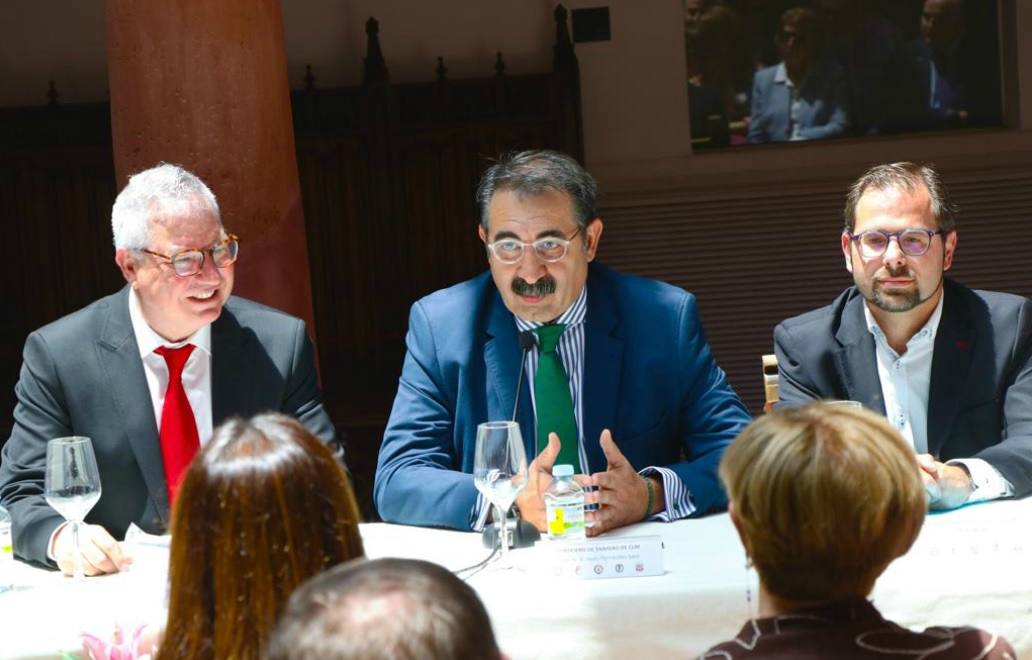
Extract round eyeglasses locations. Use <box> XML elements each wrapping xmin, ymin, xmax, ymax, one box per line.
<box><xmin>485</xmin><ymin>228</ymin><xmax>582</xmax><ymax>265</ymax></box>
<box><xmin>848</xmin><ymin>228</ymin><xmax>944</xmax><ymax>259</ymax></box>
<box><xmin>142</xmin><ymin>234</ymin><xmax>240</xmax><ymax>277</ymax></box>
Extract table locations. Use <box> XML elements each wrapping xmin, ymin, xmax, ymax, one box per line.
<box><xmin>2</xmin><ymin>498</ymin><xmax>1030</xmax><ymax>659</ymax></box>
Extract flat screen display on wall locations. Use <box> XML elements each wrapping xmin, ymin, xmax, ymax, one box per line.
<box><xmin>685</xmin><ymin>0</ymin><xmax>1004</xmax><ymax>149</ymax></box>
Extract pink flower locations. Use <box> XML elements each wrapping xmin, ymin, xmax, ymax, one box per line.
<box><xmin>81</xmin><ymin>623</ymin><xmax>157</xmax><ymax>660</ymax></box>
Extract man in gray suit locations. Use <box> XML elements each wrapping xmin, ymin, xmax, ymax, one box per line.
<box><xmin>0</xmin><ymin>164</ymin><xmax>335</xmax><ymax>573</ymax></box>
<box><xmin>775</xmin><ymin>162</ymin><xmax>1032</xmax><ymax>509</ymax></box>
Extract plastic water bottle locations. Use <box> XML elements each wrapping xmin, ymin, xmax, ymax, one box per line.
<box><xmin>545</xmin><ymin>464</ymin><xmax>586</xmax><ymax>540</ymax></box>
<box><xmin>0</xmin><ymin>505</ymin><xmax>11</xmax><ymax>562</ymax></box>
<box><xmin>0</xmin><ymin>504</ymin><xmax>12</xmax><ymax>592</ymax></box>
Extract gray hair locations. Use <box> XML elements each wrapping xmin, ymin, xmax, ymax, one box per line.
<box><xmin>843</xmin><ymin>162</ymin><xmax>957</xmax><ymax>233</ymax></box>
<box><xmin>110</xmin><ymin>163</ymin><xmax>220</xmax><ymax>250</ymax></box>
<box><xmin>266</xmin><ymin>558</ymin><xmax>502</xmax><ymax>660</ymax></box>
<box><xmin>475</xmin><ymin>150</ymin><xmax>598</xmax><ymax>231</ymax></box>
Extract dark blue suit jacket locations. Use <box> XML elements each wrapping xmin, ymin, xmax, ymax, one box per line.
<box><xmin>374</xmin><ymin>263</ymin><xmax>751</xmax><ymax>529</ymax></box>
<box><xmin>774</xmin><ymin>279</ymin><xmax>1032</xmax><ymax>497</ymax></box>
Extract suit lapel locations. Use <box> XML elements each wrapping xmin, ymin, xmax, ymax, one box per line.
<box><xmin>834</xmin><ymin>295</ymin><xmax>886</xmax><ymax>413</ymax></box>
<box><xmin>927</xmin><ymin>286</ymin><xmax>974</xmax><ymax>456</ymax></box>
<box><xmin>96</xmin><ymin>288</ymin><xmax>170</xmax><ymax>524</ymax></box>
<box><xmin>581</xmin><ymin>271</ymin><xmax>623</xmax><ymax>473</ymax></box>
<box><xmin>483</xmin><ymin>291</ymin><xmax>535</xmax><ymax>459</ymax></box>
<box><xmin>211</xmin><ymin>301</ymin><xmax>254</xmax><ymax>426</ymax></box>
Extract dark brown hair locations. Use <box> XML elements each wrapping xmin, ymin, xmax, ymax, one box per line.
<box><xmin>159</xmin><ymin>413</ymin><xmax>364</xmax><ymax>660</ymax></box>
<box><xmin>266</xmin><ymin>557</ymin><xmax>502</xmax><ymax>660</ymax></box>
<box><xmin>843</xmin><ymin>161</ymin><xmax>957</xmax><ymax>233</ymax></box>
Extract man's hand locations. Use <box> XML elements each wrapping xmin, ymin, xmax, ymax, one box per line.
<box><xmin>917</xmin><ymin>453</ymin><xmax>974</xmax><ymax>510</ymax></box>
<box><xmin>514</xmin><ymin>432</ymin><xmax>561</xmax><ymax>531</ymax></box>
<box><xmin>53</xmin><ymin>523</ymin><xmax>130</xmax><ymax>576</ymax></box>
<box><xmin>586</xmin><ymin>429</ymin><xmax>664</xmax><ymax>536</ymax></box>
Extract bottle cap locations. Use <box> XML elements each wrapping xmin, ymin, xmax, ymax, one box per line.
<box><xmin>552</xmin><ymin>464</ymin><xmax>574</xmax><ymax>477</ymax></box>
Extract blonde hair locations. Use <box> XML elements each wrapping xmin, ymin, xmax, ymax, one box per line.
<box><xmin>719</xmin><ymin>403</ymin><xmax>925</xmax><ymax>602</ymax></box>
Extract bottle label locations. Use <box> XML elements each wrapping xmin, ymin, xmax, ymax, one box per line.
<box><xmin>546</xmin><ymin>498</ymin><xmax>585</xmax><ymax>539</ymax></box>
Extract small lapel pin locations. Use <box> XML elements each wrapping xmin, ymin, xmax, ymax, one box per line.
<box><xmin>955</xmin><ymin>340</ymin><xmax>971</xmax><ymax>350</ymax></box>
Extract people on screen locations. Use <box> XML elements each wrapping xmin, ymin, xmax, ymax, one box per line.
<box><xmin>374</xmin><ymin>149</ymin><xmax>751</xmax><ymax>536</ymax></box>
<box><xmin>747</xmin><ymin>7</ymin><xmax>849</xmax><ymax>143</ymax></box>
<box><xmin>901</xmin><ymin>0</ymin><xmax>969</xmax><ymax>129</ymax></box>
<box><xmin>701</xmin><ymin>403</ymin><xmax>1016</xmax><ymax>659</ymax></box>
<box><xmin>773</xmin><ymin>162</ymin><xmax>1032</xmax><ymax>508</ymax></box>
<box><xmin>266</xmin><ymin>557</ymin><xmax>503</xmax><ymax>660</ymax></box>
<box><xmin>0</xmin><ymin>163</ymin><xmax>340</xmax><ymax>575</ymax></box>
<box><xmin>158</xmin><ymin>413</ymin><xmax>363</xmax><ymax>660</ymax></box>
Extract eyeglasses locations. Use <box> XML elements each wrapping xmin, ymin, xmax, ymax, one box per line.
<box><xmin>485</xmin><ymin>228</ymin><xmax>583</xmax><ymax>265</ymax></box>
<box><xmin>142</xmin><ymin>234</ymin><xmax>240</xmax><ymax>277</ymax></box>
<box><xmin>848</xmin><ymin>228</ymin><xmax>944</xmax><ymax>259</ymax></box>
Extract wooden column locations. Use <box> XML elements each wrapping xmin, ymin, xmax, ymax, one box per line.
<box><xmin>105</xmin><ymin>0</ymin><xmax>315</xmax><ymax>330</ymax></box>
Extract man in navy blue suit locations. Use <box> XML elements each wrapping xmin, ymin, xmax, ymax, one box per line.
<box><xmin>374</xmin><ymin>150</ymin><xmax>751</xmax><ymax>535</ymax></box>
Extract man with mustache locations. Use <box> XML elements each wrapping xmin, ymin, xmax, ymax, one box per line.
<box><xmin>0</xmin><ymin>163</ymin><xmax>336</xmax><ymax>573</ymax></box>
<box><xmin>375</xmin><ymin>150</ymin><xmax>751</xmax><ymax>535</ymax></box>
<box><xmin>774</xmin><ymin>162</ymin><xmax>1032</xmax><ymax>509</ymax></box>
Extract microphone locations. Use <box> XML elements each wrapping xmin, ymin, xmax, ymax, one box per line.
<box><xmin>512</xmin><ymin>330</ymin><xmax>537</xmax><ymax>421</ymax></box>
<box><xmin>482</xmin><ymin>329</ymin><xmax>541</xmax><ymax>551</ymax></box>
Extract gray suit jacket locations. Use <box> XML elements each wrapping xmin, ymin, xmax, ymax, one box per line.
<box><xmin>0</xmin><ymin>287</ymin><xmax>336</xmax><ymax>566</ymax></box>
<box><xmin>774</xmin><ymin>279</ymin><xmax>1032</xmax><ymax>497</ymax></box>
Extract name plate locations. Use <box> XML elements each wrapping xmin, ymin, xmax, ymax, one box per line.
<box><xmin>542</xmin><ymin>535</ymin><xmax>664</xmax><ymax>580</ymax></box>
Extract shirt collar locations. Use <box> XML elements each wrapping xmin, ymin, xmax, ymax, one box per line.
<box><xmin>514</xmin><ymin>285</ymin><xmax>588</xmax><ymax>332</ymax></box>
<box><xmin>863</xmin><ymin>291</ymin><xmax>945</xmax><ymax>349</ymax></box>
<box><xmin>774</xmin><ymin>62</ymin><xmax>794</xmax><ymax>88</ymax></box>
<box><xmin>128</xmin><ymin>288</ymin><xmax>212</xmax><ymax>358</ymax></box>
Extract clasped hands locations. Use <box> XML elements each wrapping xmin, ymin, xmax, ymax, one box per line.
<box><xmin>514</xmin><ymin>430</ymin><xmax>663</xmax><ymax>536</ymax></box>
<box><xmin>917</xmin><ymin>453</ymin><xmax>974</xmax><ymax>510</ymax></box>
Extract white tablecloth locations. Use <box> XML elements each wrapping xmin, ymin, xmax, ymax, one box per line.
<box><xmin>2</xmin><ymin>498</ymin><xmax>1030</xmax><ymax>659</ymax></box>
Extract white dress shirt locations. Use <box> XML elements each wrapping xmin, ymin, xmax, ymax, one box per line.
<box><xmin>864</xmin><ymin>297</ymin><xmax>1013</xmax><ymax>503</ymax></box>
<box><xmin>472</xmin><ymin>287</ymin><xmax>696</xmax><ymax>530</ymax></box>
<box><xmin>49</xmin><ymin>291</ymin><xmax>214</xmax><ymax>559</ymax></box>
<box><xmin>128</xmin><ymin>289</ymin><xmax>214</xmax><ymax>446</ymax></box>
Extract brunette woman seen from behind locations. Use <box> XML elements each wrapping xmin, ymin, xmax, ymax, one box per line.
<box><xmin>158</xmin><ymin>413</ymin><xmax>364</xmax><ymax>660</ymax></box>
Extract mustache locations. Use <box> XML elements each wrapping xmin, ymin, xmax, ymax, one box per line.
<box><xmin>512</xmin><ymin>276</ymin><xmax>556</xmax><ymax>297</ymax></box>
<box><xmin>880</xmin><ymin>264</ymin><xmax>913</xmax><ymax>279</ymax></box>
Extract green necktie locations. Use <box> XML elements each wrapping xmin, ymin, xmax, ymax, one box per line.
<box><xmin>533</xmin><ymin>324</ymin><xmax>581</xmax><ymax>473</ymax></box>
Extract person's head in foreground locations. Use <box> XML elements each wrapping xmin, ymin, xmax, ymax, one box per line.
<box><xmin>159</xmin><ymin>413</ymin><xmax>364</xmax><ymax>660</ymax></box>
<box><xmin>723</xmin><ymin>403</ymin><xmax>925</xmax><ymax>607</ymax></box>
<box><xmin>266</xmin><ymin>557</ymin><xmax>503</xmax><ymax>660</ymax></box>
<box><xmin>703</xmin><ymin>403</ymin><xmax>1015</xmax><ymax>658</ymax></box>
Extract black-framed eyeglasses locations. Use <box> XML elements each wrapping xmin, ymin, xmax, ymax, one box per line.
<box><xmin>485</xmin><ymin>227</ymin><xmax>583</xmax><ymax>265</ymax></box>
<box><xmin>143</xmin><ymin>234</ymin><xmax>240</xmax><ymax>277</ymax></box>
<box><xmin>848</xmin><ymin>228</ymin><xmax>944</xmax><ymax>259</ymax></box>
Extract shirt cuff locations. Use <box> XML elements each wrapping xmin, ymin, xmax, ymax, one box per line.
<box><xmin>46</xmin><ymin>521</ymin><xmax>70</xmax><ymax>562</ymax></box>
<box><xmin>947</xmin><ymin>458</ymin><xmax>1014</xmax><ymax>503</ymax></box>
<box><xmin>470</xmin><ymin>491</ymin><xmax>492</xmax><ymax>532</ymax></box>
<box><xmin>640</xmin><ymin>466</ymin><xmax>696</xmax><ymax>522</ymax></box>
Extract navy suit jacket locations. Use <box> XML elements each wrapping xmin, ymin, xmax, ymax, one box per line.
<box><xmin>0</xmin><ymin>287</ymin><xmax>337</xmax><ymax>566</ymax></box>
<box><xmin>374</xmin><ymin>263</ymin><xmax>751</xmax><ymax>529</ymax></box>
<box><xmin>774</xmin><ymin>279</ymin><xmax>1032</xmax><ymax>497</ymax></box>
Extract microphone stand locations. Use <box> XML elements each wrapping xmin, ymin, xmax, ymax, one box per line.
<box><xmin>482</xmin><ymin>331</ymin><xmax>541</xmax><ymax>550</ymax></box>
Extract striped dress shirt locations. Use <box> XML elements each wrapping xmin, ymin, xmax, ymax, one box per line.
<box><xmin>473</xmin><ymin>287</ymin><xmax>697</xmax><ymax>529</ymax></box>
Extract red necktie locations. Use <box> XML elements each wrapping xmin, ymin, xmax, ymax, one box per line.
<box><xmin>155</xmin><ymin>345</ymin><xmax>200</xmax><ymax>505</ymax></box>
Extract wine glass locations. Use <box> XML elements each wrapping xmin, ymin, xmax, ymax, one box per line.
<box><xmin>44</xmin><ymin>436</ymin><xmax>102</xmax><ymax>581</ymax></box>
<box><xmin>473</xmin><ymin>421</ymin><xmax>528</xmax><ymax>567</ymax></box>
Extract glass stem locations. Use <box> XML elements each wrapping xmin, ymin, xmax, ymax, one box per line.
<box><xmin>72</xmin><ymin>520</ymin><xmax>84</xmax><ymax>582</ymax></box>
<box><xmin>495</xmin><ymin>504</ymin><xmax>508</xmax><ymax>562</ymax></box>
